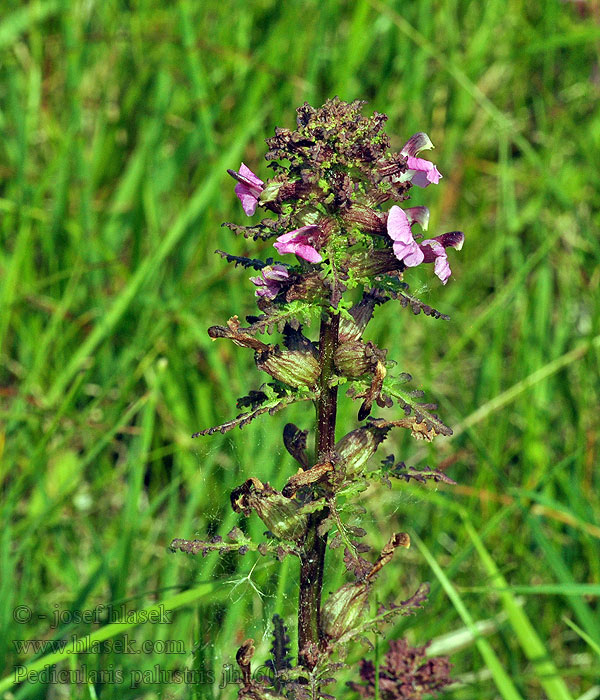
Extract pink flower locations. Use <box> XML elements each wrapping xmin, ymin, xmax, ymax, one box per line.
<box><xmin>401</xmin><ymin>132</ymin><xmax>443</xmax><ymax>188</ymax></box>
<box><xmin>405</xmin><ymin>156</ymin><xmax>442</xmax><ymax>187</ymax></box>
<box><xmin>387</xmin><ymin>206</ymin><xmax>464</xmax><ymax>285</ymax></box>
<box><xmin>273</xmin><ymin>226</ymin><xmax>323</xmax><ymax>263</ymax></box>
<box><xmin>249</xmin><ymin>265</ymin><xmax>290</xmax><ymax>299</ymax></box>
<box><xmin>387</xmin><ymin>206</ymin><xmax>424</xmax><ymax>267</ymax></box>
<box><xmin>228</xmin><ymin>163</ymin><xmax>264</xmax><ymax>216</ymax></box>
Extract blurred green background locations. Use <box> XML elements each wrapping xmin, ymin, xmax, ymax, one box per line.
<box><xmin>1</xmin><ymin>1</ymin><xmax>599</xmax><ymax>698</ymax></box>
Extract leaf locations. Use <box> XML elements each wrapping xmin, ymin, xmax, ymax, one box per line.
<box><xmin>170</xmin><ymin>533</ymin><xmax>299</xmax><ymax>560</ymax></box>
<box><xmin>338</xmin><ymin>288</ymin><xmax>389</xmax><ymax>342</ymax></box>
<box><xmin>397</xmin><ymin>291</ymin><xmax>450</xmax><ymax>320</ymax></box>
<box><xmin>267</xmin><ymin>614</ymin><xmax>293</xmax><ymax>673</ymax></box>
<box><xmin>282</xmin><ymin>462</ymin><xmax>333</xmax><ymax>498</ymax></box>
<box><xmin>222</xmin><ymin>220</ymin><xmax>279</xmax><ymax>241</ymax></box>
<box><xmin>383</xmin><ymin>459</ymin><xmax>457</xmax><ymax>485</ymax></box>
<box><xmin>215</xmin><ymin>249</ymin><xmax>276</xmax><ymax>270</ymax></box>
<box><xmin>192</xmin><ymin>392</ymin><xmax>313</xmax><ymax>437</ymax></box>
<box><xmin>372</xmin><ymin>277</ymin><xmax>450</xmax><ymax>320</ymax></box>
<box><xmin>377</xmin><ymin>582</ymin><xmax>431</xmax><ymax>619</ymax></box>
<box><xmin>322</xmin><ymin>258</ymin><xmax>349</xmax><ymax>309</ymax></box>
<box><xmin>374</xmin><ymin>375</ymin><xmax>453</xmax><ymax>438</ymax></box>
<box><xmin>317</xmin><ymin>515</ymin><xmax>335</xmax><ymax>537</ymax></box>
<box><xmin>345</xmin><ymin>360</ymin><xmax>389</xmax><ymax>420</ymax></box>
<box><xmin>237</xmin><ymin>383</ymin><xmax>287</xmax><ymax>410</ymax></box>
<box><xmin>208</xmin><ymin>316</ymin><xmax>271</xmax><ymax>351</ymax></box>
<box><xmin>329</xmin><ymin>534</ymin><xmax>343</xmax><ymax>549</ymax></box>
<box><xmin>344</xmin><ymin>548</ymin><xmax>374</xmax><ymax>581</ymax></box>
<box><xmin>242</xmin><ymin>300</ymin><xmax>319</xmax><ymax>335</ymax></box>
<box><xmin>282</xmin><ymin>323</ymin><xmax>318</xmax><ymax>355</ymax></box>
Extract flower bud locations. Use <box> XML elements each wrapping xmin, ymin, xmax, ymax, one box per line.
<box><xmin>321</xmin><ymin>581</ymin><xmax>370</xmax><ymax>640</ymax></box>
<box><xmin>231</xmin><ymin>478</ymin><xmax>308</xmax><ymax>542</ymax></box>
<box><xmin>236</xmin><ymin>638</ymin><xmax>255</xmax><ymax>678</ymax></box>
<box><xmin>256</xmin><ymin>348</ymin><xmax>320</xmax><ymax>388</ymax></box>
<box><xmin>357</xmin><ymin>360</ymin><xmax>388</xmax><ymax>421</ymax></box>
<box><xmin>250</xmin><ymin>265</ymin><xmax>289</xmax><ymax>300</ymax></box>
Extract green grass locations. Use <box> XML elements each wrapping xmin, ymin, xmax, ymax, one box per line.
<box><xmin>1</xmin><ymin>0</ymin><xmax>599</xmax><ymax>698</ymax></box>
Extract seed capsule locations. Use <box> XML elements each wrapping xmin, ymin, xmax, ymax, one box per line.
<box><xmin>256</xmin><ymin>349</ymin><xmax>320</xmax><ymax>389</ymax></box>
<box><xmin>231</xmin><ymin>478</ymin><xmax>308</xmax><ymax>542</ymax></box>
<box><xmin>321</xmin><ymin>581</ymin><xmax>370</xmax><ymax>640</ymax></box>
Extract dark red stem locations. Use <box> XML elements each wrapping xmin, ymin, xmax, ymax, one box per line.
<box><xmin>298</xmin><ymin>311</ymin><xmax>339</xmax><ymax>670</ymax></box>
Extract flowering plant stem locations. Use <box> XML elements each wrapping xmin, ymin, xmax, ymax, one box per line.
<box><xmin>298</xmin><ymin>311</ymin><xmax>339</xmax><ymax>668</ymax></box>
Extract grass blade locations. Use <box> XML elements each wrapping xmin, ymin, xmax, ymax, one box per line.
<box><xmin>461</xmin><ymin>512</ymin><xmax>574</xmax><ymax>700</ymax></box>
<box><xmin>413</xmin><ymin>531</ymin><xmax>525</xmax><ymax>700</ymax></box>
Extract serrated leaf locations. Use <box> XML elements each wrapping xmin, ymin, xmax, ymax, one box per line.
<box><xmin>215</xmin><ymin>249</ymin><xmax>276</xmax><ymax>270</ymax></box>
<box><xmin>193</xmin><ymin>392</ymin><xmax>313</xmax><ymax>437</ymax></box>
<box><xmin>373</xmin><ymin>376</ymin><xmax>453</xmax><ymax>437</ymax></box>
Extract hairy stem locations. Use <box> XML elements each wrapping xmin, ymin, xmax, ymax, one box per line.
<box><xmin>298</xmin><ymin>311</ymin><xmax>339</xmax><ymax>670</ymax></box>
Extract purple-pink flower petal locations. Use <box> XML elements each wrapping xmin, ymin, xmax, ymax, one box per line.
<box><xmin>406</xmin><ymin>156</ymin><xmax>443</xmax><ymax>187</ymax></box>
<box><xmin>250</xmin><ymin>264</ymin><xmax>289</xmax><ymax>299</ymax></box>
<box><xmin>234</xmin><ymin>183</ymin><xmax>259</xmax><ymax>215</ymax></box>
<box><xmin>386</xmin><ymin>205</ymin><xmax>412</xmax><ymax>242</ymax></box>
<box><xmin>404</xmin><ymin>206</ymin><xmax>430</xmax><ymax>231</ymax></box>
<box><xmin>434</xmin><ymin>255</ymin><xmax>451</xmax><ymax>285</ymax></box>
<box><xmin>394</xmin><ymin>240</ymin><xmax>425</xmax><ymax>267</ymax></box>
<box><xmin>293</xmin><ymin>244</ymin><xmax>323</xmax><ymax>263</ymax></box>
<box><xmin>434</xmin><ymin>231</ymin><xmax>464</xmax><ymax>251</ymax></box>
<box><xmin>387</xmin><ymin>206</ymin><xmax>424</xmax><ymax>267</ymax></box>
<box><xmin>238</xmin><ymin>162</ymin><xmax>263</xmax><ymax>188</ymax></box>
<box><xmin>401</xmin><ymin>132</ymin><xmax>434</xmax><ymax>157</ymax></box>
<box><xmin>421</xmin><ymin>240</ymin><xmax>451</xmax><ymax>284</ymax></box>
<box><xmin>274</xmin><ymin>225</ymin><xmax>323</xmax><ymax>263</ymax></box>
<box><xmin>230</xmin><ymin>162</ymin><xmax>264</xmax><ymax>216</ymax></box>
<box><xmin>263</xmin><ymin>265</ymin><xmax>290</xmax><ymax>282</ymax></box>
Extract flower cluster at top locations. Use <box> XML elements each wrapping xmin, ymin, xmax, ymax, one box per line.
<box><xmin>226</xmin><ymin>98</ymin><xmax>463</xmax><ymax>309</ymax></box>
